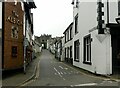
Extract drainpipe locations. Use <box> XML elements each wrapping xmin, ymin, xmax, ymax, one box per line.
<box><xmin>107</xmin><ymin>0</ymin><xmax>109</xmax><ymax>24</ymax></box>
<box><xmin>106</xmin><ymin>0</ymin><xmax>111</xmax><ymax>75</ymax></box>
<box><xmin>23</xmin><ymin>13</ymin><xmax>27</xmax><ymax>74</ymax></box>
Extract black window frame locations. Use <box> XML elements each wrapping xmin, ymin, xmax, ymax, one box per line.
<box><xmin>74</xmin><ymin>40</ymin><xmax>79</xmax><ymax>62</ymax></box>
<box><xmin>70</xmin><ymin>46</ymin><xmax>72</xmax><ymax>59</ymax></box>
<box><xmin>67</xmin><ymin>47</ymin><xmax>69</xmax><ymax>58</ymax></box>
<box><xmin>65</xmin><ymin>33</ymin><xmax>67</xmax><ymax>43</ymax></box>
<box><xmin>70</xmin><ymin>27</ymin><xmax>72</xmax><ymax>40</ymax></box>
<box><xmin>67</xmin><ymin>30</ymin><xmax>69</xmax><ymax>41</ymax></box>
<box><xmin>12</xmin><ymin>46</ymin><xmax>17</xmax><ymax>57</ymax></box>
<box><xmin>83</xmin><ymin>34</ymin><xmax>92</xmax><ymax>65</ymax></box>
<box><xmin>65</xmin><ymin>48</ymin><xmax>66</xmax><ymax>58</ymax></box>
<box><xmin>75</xmin><ymin>14</ymin><xmax>78</xmax><ymax>34</ymax></box>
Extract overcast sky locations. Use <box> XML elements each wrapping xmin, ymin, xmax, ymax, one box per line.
<box><xmin>31</xmin><ymin>0</ymin><xmax>73</xmax><ymax>37</ymax></box>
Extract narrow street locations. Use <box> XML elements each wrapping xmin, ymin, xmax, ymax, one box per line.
<box><xmin>22</xmin><ymin>50</ymin><xmax>119</xmax><ymax>87</ymax></box>
<box><xmin>1</xmin><ymin>1</ymin><xmax>120</xmax><ymax>88</ymax></box>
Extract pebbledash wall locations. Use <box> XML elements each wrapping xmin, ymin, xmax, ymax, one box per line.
<box><xmin>72</xmin><ymin>0</ymin><xmax>118</xmax><ymax>75</ymax></box>
<box><xmin>2</xmin><ymin>2</ymin><xmax>24</xmax><ymax>70</ymax></box>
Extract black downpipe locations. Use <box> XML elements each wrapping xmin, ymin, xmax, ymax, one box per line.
<box><xmin>107</xmin><ymin>1</ymin><xmax>109</xmax><ymax>24</ymax></box>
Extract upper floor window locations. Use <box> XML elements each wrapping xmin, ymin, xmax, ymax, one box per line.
<box><xmin>75</xmin><ymin>14</ymin><xmax>78</xmax><ymax>34</ymax></box>
<box><xmin>11</xmin><ymin>26</ymin><xmax>18</xmax><ymax>39</ymax></box>
<box><xmin>65</xmin><ymin>33</ymin><xmax>67</xmax><ymax>43</ymax></box>
<box><xmin>67</xmin><ymin>30</ymin><xmax>69</xmax><ymax>41</ymax></box>
<box><xmin>70</xmin><ymin>27</ymin><xmax>72</xmax><ymax>40</ymax></box>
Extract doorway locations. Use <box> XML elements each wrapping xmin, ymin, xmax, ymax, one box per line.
<box><xmin>111</xmin><ymin>34</ymin><xmax>120</xmax><ymax>74</ymax></box>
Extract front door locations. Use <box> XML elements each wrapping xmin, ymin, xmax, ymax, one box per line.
<box><xmin>111</xmin><ymin>35</ymin><xmax>120</xmax><ymax>74</ymax></box>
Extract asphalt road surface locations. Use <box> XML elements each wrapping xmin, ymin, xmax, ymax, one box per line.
<box><xmin>24</xmin><ymin>50</ymin><xmax>119</xmax><ymax>87</ymax></box>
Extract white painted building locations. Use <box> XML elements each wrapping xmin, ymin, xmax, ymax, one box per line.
<box><xmin>24</xmin><ymin>1</ymin><xmax>36</xmax><ymax>64</ymax></box>
<box><xmin>61</xmin><ymin>36</ymin><xmax>65</xmax><ymax>61</ymax></box>
<box><xmin>47</xmin><ymin>38</ymin><xmax>55</xmax><ymax>50</ymax></box>
<box><xmin>72</xmin><ymin>0</ymin><xmax>120</xmax><ymax>75</ymax></box>
<box><xmin>50</xmin><ymin>44</ymin><xmax>56</xmax><ymax>54</ymax></box>
<box><xmin>33</xmin><ymin>40</ymin><xmax>41</xmax><ymax>53</ymax></box>
<box><xmin>55</xmin><ymin>37</ymin><xmax>64</xmax><ymax>61</ymax></box>
<box><xmin>63</xmin><ymin>22</ymin><xmax>73</xmax><ymax>64</ymax></box>
<box><xmin>47</xmin><ymin>38</ymin><xmax>56</xmax><ymax>54</ymax></box>
<box><xmin>55</xmin><ymin>40</ymin><xmax>61</xmax><ymax>60</ymax></box>
<box><xmin>49</xmin><ymin>40</ymin><xmax>56</xmax><ymax>54</ymax></box>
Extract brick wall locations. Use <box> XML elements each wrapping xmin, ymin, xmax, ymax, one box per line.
<box><xmin>3</xmin><ymin>2</ymin><xmax>24</xmax><ymax>70</ymax></box>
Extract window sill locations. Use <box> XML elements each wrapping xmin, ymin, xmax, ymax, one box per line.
<box><xmin>74</xmin><ymin>59</ymin><xmax>79</xmax><ymax>62</ymax></box>
<box><xmin>83</xmin><ymin>61</ymin><xmax>92</xmax><ymax>65</ymax></box>
<box><xmin>65</xmin><ymin>39</ymin><xmax>73</xmax><ymax>44</ymax></box>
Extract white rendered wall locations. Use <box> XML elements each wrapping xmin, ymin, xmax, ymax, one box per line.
<box><xmin>73</xmin><ymin>1</ymin><xmax>112</xmax><ymax>75</ymax></box>
<box><xmin>61</xmin><ymin>37</ymin><xmax>65</xmax><ymax>61</ymax></box>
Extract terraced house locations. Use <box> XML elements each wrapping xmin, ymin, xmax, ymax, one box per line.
<box><xmin>63</xmin><ymin>22</ymin><xmax>73</xmax><ymax>64</ymax></box>
<box><xmin>71</xmin><ymin>0</ymin><xmax>120</xmax><ymax>75</ymax></box>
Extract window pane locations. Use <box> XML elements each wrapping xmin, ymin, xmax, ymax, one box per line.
<box><xmin>12</xmin><ymin>46</ymin><xmax>17</xmax><ymax>57</ymax></box>
<box><xmin>74</xmin><ymin>40</ymin><xmax>79</xmax><ymax>61</ymax></box>
<box><xmin>84</xmin><ymin>34</ymin><xmax>91</xmax><ymax>64</ymax></box>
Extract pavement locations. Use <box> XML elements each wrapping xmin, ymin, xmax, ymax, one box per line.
<box><xmin>64</xmin><ymin>61</ymin><xmax>120</xmax><ymax>82</ymax></box>
<box><xmin>2</xmin><ymin>53</ymin><xmax>41</xmax><ymax>87</ymax></box>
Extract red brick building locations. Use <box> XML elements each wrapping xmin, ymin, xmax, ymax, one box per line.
<box><xmin>2</xmin><ymin>2</ymin><xmax>24</xmax><ymax>70</ymax></box>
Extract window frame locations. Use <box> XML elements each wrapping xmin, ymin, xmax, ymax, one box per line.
<box><xmin>12</xmin><ymin>46</ymin><xmax>17</xmax><ymax>57</ymax></box>
<box><xmin>11</xmin><ymin>26</ymin><xmax>18</xmax><ymax>39</ymax></box>
<box><xmin>74</xmin><ymin>39</ymin><xmax>79</xmax><ymax>62</ymax></box>
<box><xmin>70</xmin><ymin>46</ymin><xmax>72</xmax><ymax>59</ymax></box>
<box><xmin>83</xmin><ymin>34</ymin><xmax>92</xmax><ymax>65</ymax></box>
<box><xmin>65</xmin><ymin>33</ymin><xmax>67</xmax><ymax>43</ymax></box>
<box><xmin>75</xmin><ymin>14</ymin><xmax>78</xmax><ymax>34</ymax></box>
<box><xmin>70</xmin><ymin>27</ymin><xmax>72</xmax><ymax>40</ymax></box>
